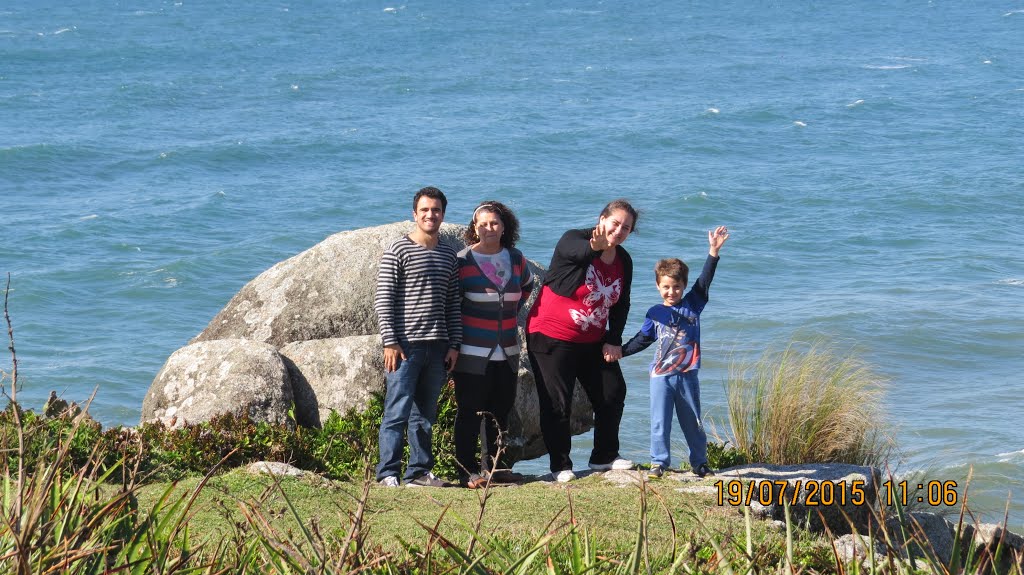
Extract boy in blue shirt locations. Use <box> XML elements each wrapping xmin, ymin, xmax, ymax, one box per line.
<box><xmin>622</xmin><ymin>226</ymin><xmax>729</xmax><ymax>478</ymax></box>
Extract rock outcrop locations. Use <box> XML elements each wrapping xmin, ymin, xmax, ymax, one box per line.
<box><xmin>718</xmin><ymin>463</ymin><xmax>880</xmax><ymax>534</ymax></box>
<box><xmin>143</xmin><ymin>220</ymin><xmax>594</xmax><ymax>463</ymax></box>
<box><xmin>142</xmin><ymin>339</ymin><xmax>293</xmax><ymax>427</ymax></box>
<box><xmin>190</xmin><ymin>222</ymin><xmax>468</xmax><ymax>347</ymax></box>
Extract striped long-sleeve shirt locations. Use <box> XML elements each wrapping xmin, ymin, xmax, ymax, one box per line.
<box><xmin>374</xmin><ymin>236</ymin><xmax>462</xmax><ymax>348</ymax></box>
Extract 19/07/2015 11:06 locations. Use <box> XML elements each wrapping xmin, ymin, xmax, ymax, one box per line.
<box><xmin>884</xmin><ymin>479</ymin><xmax>960</xmax><ymax>507</ymax></box>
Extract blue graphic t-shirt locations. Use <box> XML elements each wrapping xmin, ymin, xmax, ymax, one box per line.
<box><xmin>621</xmin><ymin>255</ymin><xmax>719</xmax><ymax>376</ymax></box>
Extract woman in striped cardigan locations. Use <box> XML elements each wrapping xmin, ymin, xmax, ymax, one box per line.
<box><xmin>452</xmin><ymin>200</ymin><xmax>534</xmax><ymax>488</ymax></box>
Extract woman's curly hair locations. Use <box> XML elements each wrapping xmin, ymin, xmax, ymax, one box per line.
<box><xmin>464</xmin><ymin>200</ymin><xmax>520</xmax><ymax>248</ymax></box>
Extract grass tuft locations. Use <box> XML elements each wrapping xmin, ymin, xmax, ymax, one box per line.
<box><xmin>726</xmin><ymin>339</ymin><xmax>895</xmax><ymax>467</ymax></box>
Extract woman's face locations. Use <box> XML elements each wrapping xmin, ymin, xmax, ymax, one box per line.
<box><xmin>599</xmin><ymin>208</ymin><xmax>634</xmax><ymax>247</ymax></box>
<box><xmin>474</xmin><ymin>210</ymin><xmax>505</xmax><ymax>248</ymax></box>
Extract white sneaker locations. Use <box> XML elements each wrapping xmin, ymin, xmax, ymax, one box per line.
<box><xmin>378</xmin><ymin>476</ymin><xmax>400</xmax><ymax>487</ymax></box>
<box><xmin>589</xmin><ymin>458</ymin><xmax>634</xmax><ymax>471</ymax></box>
<box><xmin>554</xmin><ymin>470</ymin><xmax>577</xmax><ymax>483</ymax></box>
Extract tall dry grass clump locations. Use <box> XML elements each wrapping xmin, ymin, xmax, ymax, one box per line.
<box><xmin>727</xmin><ymin>340</ymin><xmax>894</xmax><ymax>467</ymax></box>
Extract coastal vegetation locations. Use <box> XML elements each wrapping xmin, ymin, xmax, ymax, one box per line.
<box><xmin>2</xmin><ymin>281</ymin><xmax>1021</xmax><ymax>573</ymax></box>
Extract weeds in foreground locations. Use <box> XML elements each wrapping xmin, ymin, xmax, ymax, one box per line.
<box><xmin>726</xmin><ymin>339</ymin><xmax>895</xmax><ymax>467</ymax></box>
<box><xmin>3</xmin><ymin>278</ymin><xmax>1023</xmax><ymax>574</ymax></box>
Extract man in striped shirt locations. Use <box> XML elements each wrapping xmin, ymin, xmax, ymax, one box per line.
<box><xmin>374</xmin><ymin>187</ymin><xmax>462</xmax><ymax>488</ymax></box>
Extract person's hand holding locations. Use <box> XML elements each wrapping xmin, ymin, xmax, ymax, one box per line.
<box><xmin>444</xmin><ymin>348</ymin><xmax>459</xmax><ymax>372</ymax></box>
<box><xmin>708</xmin><ymin>225</ymin><xmax>729</xmax><ymax>257</ymax></box>
<box><xmin>603</xmin><ymin>343</ymin><xmax>622</xmax><ymax>362</ymax></box>
<box><xmin>590</xmin><ymin>223</ymin><xmax>610</xmax><ymax>251</ymax></box>
<box><xmin>383</xmin><ymin>344</ymin><xmax>405</xmax><ymax>373</ymax></box>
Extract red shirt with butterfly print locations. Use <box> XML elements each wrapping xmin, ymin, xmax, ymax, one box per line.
<box><xmin>527</xmin><ymin>255</ymin><xmax>624</xmax><ymax>343</ymax></box>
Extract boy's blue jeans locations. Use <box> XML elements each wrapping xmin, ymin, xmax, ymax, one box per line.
<box><xmin>376</xmin><ymin>341</ymin><xmax>448</xmax><ymax>482</ymax></box>
<box><xmin>650</xmin><ymin>371</ymin><xmax>707</xmax><ymax>470</ymax></box>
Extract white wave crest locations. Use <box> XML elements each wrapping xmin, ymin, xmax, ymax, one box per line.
<box><xmin>1004</xmin><ymin>9</ymin><xmax>1024</xmax><ymax>16</ymax></box>
<box><xmin>793</xmin><ymin>120</ymin><xmax>807</xmax><ymax>127</ymax></box>
<box><xmin>997</xmin><ymin>278</ymin><xmax>1024</xmax><ymax>286</ymax></box>
<box><xmin>996</xmin><ymin>448</ymin><xmax>1024</xmax><ymax>461</ymax></box>
<box><xmin>54</xmin><ymin>27</ymin><xmax>75</xmax><ymax>35</ymax></box>
<box><xmin>705</xmin><ymin>107</ymin><xmax>720</xmax><ymax>114</ymax></box>
<box><xmin>863</xmin><ymin>64</ymin><xmax>911</xmax><ymax>70</ymax></box>
<box><xmin>78</xmin><ymin>214</ymin><xmax>98</xmax><ymax>221</ymax></box>
<box><xmin>846</xmin><ymin>99</ymin><xmax>865</xmax><ymax>108</ymax></box>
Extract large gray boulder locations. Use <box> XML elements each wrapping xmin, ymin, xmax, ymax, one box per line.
<box><xmin>280</xmin><ymin>335</ymin><xmax>384</xmax><ymax>427</ymax></box>
<box><xmin>145</xmin><ymin>220</ymin><xmax>597</xmax><ymax>464</ymax></box>
<box><xmin>719</xmin><ymin>463</ymin><xmax>880</xmax><ymax>534</ymax></box>
<box><xmin>142</xmin><ymin>339</ymin><xmax>293</xmax><ymax>427</ymax></box>
<box><xmin>190</xmin><ymin>221</ymin><xmax>467</xmax><ymax>347</ymax></box>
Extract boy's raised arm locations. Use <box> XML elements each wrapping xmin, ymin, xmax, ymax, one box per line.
<box><xmin>708</xmin><ymin>225</ymin><xmax>729</xmax><ymax>257</ymax></box>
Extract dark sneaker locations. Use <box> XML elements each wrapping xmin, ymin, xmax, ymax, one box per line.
<box><xmin>648</xmin><ymin>464</ymin><xmax>664</xmax><ymax>479</ymax></box>
<box><xmin>406</xmin><ymin>472</ymin><xmax>450</xmax><ymax>488</ymax></box>
<box><xmin>488</xmin><ymin>469</ymin><xmax>524</xmax><ymax>483</ymax></box>
<box><xmin>462</xmin><ymin>473</ymin><xmax>487</xmax><ymax>489</ymax></box>
<box><xmin>695</xmin><ymin>464</ymin><xmax>715</xmax><ymax>478</ymax></box>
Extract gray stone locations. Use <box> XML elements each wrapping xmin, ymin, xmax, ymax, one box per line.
<box><xmin>833</xmin><ymin>534</ymin><xmax>887</xmax><ymax>565</ymax></box>
<box><xmin>280</xmin><ymin>335</ymin><xmax>384</xmax><ymax>427</ymax></box>
<box><xmin>191</xmin><ymin>221</ymin><xmax>468</xmax><ymax>347</ymax></box>
<box><xmin>974</xmin><ymin>523</ymin><xmax>1024</xmax><ymax>553</ymax></box>
<box><xmin>247</xmin><ymin>461</ymin><xmax>307</xmax><ymax>477</ymax></box>
<box><xmin>718</xmin><ymin>463</ymin><xmax>880</xmax><ymax>534</ymax></box>
<box><xmin>142</xmin><ymin>339</ymin><xmax>292</xmax><ymax>427</ymax></box>
<box><xmin>885</xmin><ymin>512</ymin><xmax>975</xmax><ymax>567</ymax></box>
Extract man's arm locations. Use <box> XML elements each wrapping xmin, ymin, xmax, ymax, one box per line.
<box><xmin>375</xmin><ymin>249</ymin><xmax>404</xmax><ymax>372</ymax></box>
<box><xmin>444</xmin><ymin>250</ymin><xmax>462</xmax><ymax>371</ymax></box>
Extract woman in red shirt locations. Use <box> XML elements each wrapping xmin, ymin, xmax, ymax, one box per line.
<box><xmin>526</xmin><ymin>199</ymin><xmax>638</xmax><ymax>482</ymax></box>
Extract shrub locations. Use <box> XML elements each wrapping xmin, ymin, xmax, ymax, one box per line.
<box><xmin>725</xmin><ymin>340</ymin><xmax>894</xmax><ymax>467</ymax></box>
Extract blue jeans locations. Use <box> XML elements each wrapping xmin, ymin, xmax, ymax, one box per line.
<box><xmin>376</xmin><ymin>341</ymin><xmax>448</xmax><ymax>481</ymax></box>
<box><xmin>650</xmin><ymin>371</ymin><xmax>707</xmax><ymax>469</ymax></box>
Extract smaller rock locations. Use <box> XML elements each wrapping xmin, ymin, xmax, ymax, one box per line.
<box><xmin>247</xmin><ymin>461</ymin><xmax>307</xmax><ymax>477</ymax></box>
<box><xmin>974</xmin><ymin>523</ymin><xmax>1024</xmax><ymax>553</ymax></box>
<box><xmin>834</xmin><ymin>533</ymin><xmax>887</xmax><ymax>565</ymax></box>
<box><xmin>885</xmin><ymin>512</ymin><xmax>975</xmax><ymax>567</ymax></box>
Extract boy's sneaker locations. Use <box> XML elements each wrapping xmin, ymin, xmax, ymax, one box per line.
<box><xmin>695</xmin><ymin>464</ymin><xmax>715</xmax><ymax>478</ymax></box>
<box><xmin>647</xmin><ymin>464</ymin><xmax>665</xmax><ymax>479</ymax></box>
<box><xmin>588</xmin><ymin>457</ymin><xmax>634</xmax><ymax>471</ymax></box>
<box><xmin>378</xmin><ymin>476</ymin><xmax>400</xmax><ymax>487</ymax></box>
<box><xmin>406</xmin><ymin>472</ymin><xmax>449</xmax><ymax>488</ymax></box>
<box><xmin>554</xmin><ymin>470</ymin><xmax>577</xmax><ymax>483</ymax></box>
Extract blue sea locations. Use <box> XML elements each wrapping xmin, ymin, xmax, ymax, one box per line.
<box><xmin>3</xmin><ymin>1</ymin><xmax>1023</xmax><ymax>525</ymax></box>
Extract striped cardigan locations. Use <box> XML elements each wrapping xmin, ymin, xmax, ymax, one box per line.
<box><xmin>453</xmin><ymin>246</ymin><xmax>535</xmax><ymax>375</ymax></box>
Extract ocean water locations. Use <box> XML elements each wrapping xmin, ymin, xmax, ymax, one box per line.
<box><xmin>3</xmin><ymin>1</ymin><xmax>1023</xmax><ymax>524</ymax></box>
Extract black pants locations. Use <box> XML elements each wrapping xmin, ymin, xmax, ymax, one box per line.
<box><xmin>527</xmin><ymin>331</ymin><xmax>627</xmax><ymax>473</ymax></box>
<box><xmin>452</xmin><ymin>361</ymin><xmax>517</xmax><ymax>478</ymax></box>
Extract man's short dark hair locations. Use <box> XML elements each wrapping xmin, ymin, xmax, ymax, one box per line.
<box><xmin>413</xmin><ymin>186</ymin><xmax>448</xmax><ymax>213</ymax></box>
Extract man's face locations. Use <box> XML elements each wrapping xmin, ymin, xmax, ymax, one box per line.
<box><xmin>413</xmin><ymin>196</ymin><xmax>445</xmax><ymax>234</ymax></box>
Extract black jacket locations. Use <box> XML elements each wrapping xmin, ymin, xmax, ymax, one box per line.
<box><xmin>541</xmin><ymin>228</ymin><xmax>633</xmax><ymax>345</ymax></box>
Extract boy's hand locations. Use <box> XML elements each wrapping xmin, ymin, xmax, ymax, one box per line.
<box><xmin>602</xmin><ymin>343</ymin><xmax>622</xmax><ymax>363</ymax></box>
<box><xmin>708</xmin><ymin>226</ymin><xmax>729</xmax><ymax>257</ymax></box>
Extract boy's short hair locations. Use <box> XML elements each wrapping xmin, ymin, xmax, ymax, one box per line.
<box><xmin>654</xmin><ymin>258</ymin><xmax>689</xmax><ymax>286</ymax></box>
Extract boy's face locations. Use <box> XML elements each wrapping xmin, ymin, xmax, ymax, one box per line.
<box><xmin>657</xmin><ymin>275</ymin><xmax>684</xmax><ymax>306</ymax></box>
